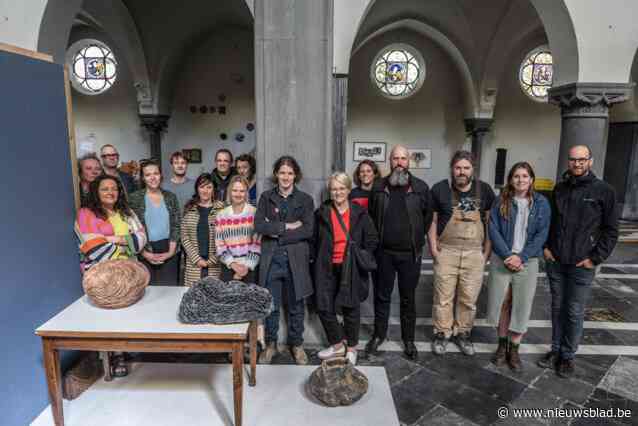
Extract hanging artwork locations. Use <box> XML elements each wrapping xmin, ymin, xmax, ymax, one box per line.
<box><xmin>408</xmin><ymin>148</ymin><xmax>432</xmax><ymax>169</ymax></box>
<box><xmin>182</xmin><ymin>148</ymin><xmax>202</xmax><ymax>163</ymax></box>
<box><xmin>353</xmin><ymin>142</ymin><xmax>386</xmax><ymax>163</ymax></box>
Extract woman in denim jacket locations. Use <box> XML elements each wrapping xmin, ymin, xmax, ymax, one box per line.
<box><xmin>487</xmin><ymin>162</ymin><xmax>550</xmax><ymax>371</ymax></box>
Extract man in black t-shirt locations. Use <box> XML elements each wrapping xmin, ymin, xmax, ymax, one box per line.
<box><xmin>428</xmin><ymin>150</ymin><xmax>495</xmax><ymax>356</ymax></box>
<box><xmin>366</xmin><ymin>145</ymin><xmax>433</xmax><ymax>360</ymax></box>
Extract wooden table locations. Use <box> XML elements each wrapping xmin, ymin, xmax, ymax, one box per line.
<box><xmin>35</xmin><ymin>286</ymin><xmax>257</xmax><ymax>426</ymax></box>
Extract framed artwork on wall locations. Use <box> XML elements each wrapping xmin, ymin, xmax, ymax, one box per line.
<box><xmin>353</xmin><ymin>141</ymin><xmax>386</xmax><ymax>162</ymax></box>
<box><xmin>408</xmin><ymin>148</ymin><xmax>431</xmax><ymax>169</ymax></box>
<box><xmin>182</xmin><ymin>148</ymin><xmax>202</xmax><ymax>164</ymax></box>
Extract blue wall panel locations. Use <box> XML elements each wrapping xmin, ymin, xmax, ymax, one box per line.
<box><xmin>0</xmin><ymin>50</ymin><xmax>83</xmax><ymax>426</ymax></box>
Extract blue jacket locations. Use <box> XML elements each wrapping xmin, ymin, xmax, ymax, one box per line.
<box><xmin>489</xmin><ymin>192</ymin><xmax>550</xmax><ymax>263</ymax></box>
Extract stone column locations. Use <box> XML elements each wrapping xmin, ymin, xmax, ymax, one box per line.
<box><xmin>333</xmin><ymin>74</ymin><xmax>348</xmax><ymax>172</ymax></box>
<box><xmin>254</xmin><ymin>0</ymin><xmax>333</xmax><ymax>202</ymax></box>
<box><xmin>464</xmin><ymin>118</ymin><xmax>493</xmax><ymax>179</ymax></box>
<box><xmin>549</xmin><ymin>83</ymin><xmax>634</xmax><ymax>181</ymax></box>
<box><xmin>139</xmin><ymin>114</ymin><xmax>170</xmax><ymax>165</ymax></box>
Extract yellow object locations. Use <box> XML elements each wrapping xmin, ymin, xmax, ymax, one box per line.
<box><xmin>534</xmin><ymin>178</ymin><xmax>554</xmax><ymax>191</ymax></box>
<box><xmin>108</xmin><ymin>212</ymin><xmax>130</xmax><ymax>259</ymax></box>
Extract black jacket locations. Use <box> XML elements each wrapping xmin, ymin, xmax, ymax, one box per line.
<box><xmin>546</xmin><ymin>171</ymin><xmax>619</xmax><ymax>265</ymax></box>
<box><xmin>255</xmin><ymin>186</ymin><xmax>315</xmax><ymax>300</ymax></box>
<box><xmin>368</xmin><ymin>174</ymin><xmax>433</xmax><ymax>260</ymax></box>
<box><xmin>312</xmin><ymin>201</ymin><xmax>378</xmax><ymax>310</ymax></box>
<box><xmin>211</xmin><ymin>168</ymin><xmax>237</xmax><ymax>203</ymax></box>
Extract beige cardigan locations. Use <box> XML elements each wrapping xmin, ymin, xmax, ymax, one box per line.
<box><xmin>181</xmin><ymin>201</ymin><xmax>224</xmax><ymax>287</ymax></box>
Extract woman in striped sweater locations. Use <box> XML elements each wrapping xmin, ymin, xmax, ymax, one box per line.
<box><xmin>215</xmin><ymin>176</ymin><xmax>261</xmax><ymax>283</ymax></box>
<box><xmin>181</xmin><ymin>173</ymin><xmax>225</xmax><ymax>287</ymax></box>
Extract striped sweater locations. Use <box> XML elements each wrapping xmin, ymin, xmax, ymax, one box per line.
<box><xmin>215</xmin><ymin>204</ymin><xmax>261</xmax><ymax>270</ymax></box>
<box><xmin>75</xmin><ymin>208</ymin><xmax>147</xmax><ymax>272</ymax></box>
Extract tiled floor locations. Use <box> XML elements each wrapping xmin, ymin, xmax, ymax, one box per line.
<box><xmin>132</xmin><ymin>240</ymin><xmax>638</xmax><ymax>425</ymax></box>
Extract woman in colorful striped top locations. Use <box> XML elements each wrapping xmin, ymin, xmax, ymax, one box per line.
<box><xmin>215</xmin><ymin>175</ymin><xmax>261</xmax><ymax>283</ymax></box>
<box><xmin>74</xmin><ymin>174</ymin><xmax>147</xmax><ymax>378</ymax></box>
<box><xmin>75</xmin><ymin>174</ymin><xmax>147</xmax><ymax>272</ymax></box>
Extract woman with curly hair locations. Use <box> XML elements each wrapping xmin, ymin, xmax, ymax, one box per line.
<box><xmin>74</xmin><ymin>174</ymin><xmax>147</xmax><ymax>377</ymax></box>
<box><xmin>350</xmin><ymin>159</ymin><xmax>379</xmax><ymax>209</ymax></box>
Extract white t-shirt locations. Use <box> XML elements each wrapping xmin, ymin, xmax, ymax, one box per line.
<box><xmin>512</xmin><ymin>196</ymin><xmax>530</xmax><ymax>254</ymax></box>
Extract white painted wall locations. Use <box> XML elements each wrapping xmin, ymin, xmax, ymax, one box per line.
<box><xmin>0</xmin><ymin>0</ymin><xmax>48</xmax><ymax>51</ymax></box>
<box><xmin>333</xmin><ymin>0</ymin><xmax>371</xmax><ymax>74</ymax></box>
<box><xmin>487</xmin><ymin>41</ymin><xmax>561</xmax><ymax>186</ymax></box>
<box><xmin>162</xmin><ymin>28</ymin><xmax>255</xmax><ymax>179</ymax></box>
<box><xmin>346</xmin><ymin>29</ymin><xmax>466</xmax><ymax>185</ymax></box>
<box><xmin>69</xmin><ymin>27</ymin><xmax>150</xmax><ymax>165</ymax></box>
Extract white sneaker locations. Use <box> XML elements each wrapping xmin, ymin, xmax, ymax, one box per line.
<box><xmin>318</xmin><ymin>344</ymin><xmax>346</xmax><ymax>360</ymax></box>
<box><xmin>346</xmin><ymin>349</ymin><xmax>358</xmax><ymax>366</ymax></box>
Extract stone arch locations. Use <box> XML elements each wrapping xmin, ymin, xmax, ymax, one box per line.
<box><xmin>351</xmin><ymin>18</ymin><xmax>479</xmax><ymax>118</ymax></box>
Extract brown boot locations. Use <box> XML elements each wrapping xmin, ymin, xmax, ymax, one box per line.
<box><xmin>291</xmin><ymin>345</ymin><xmax>308</xmax><ymax>365</ymax></box>
<box><xmin>508</xmin><ymin>342</ymin><xmax>522</xmax><ymax>372</ymax></box>
<box><xmin>491</xmin><ymin>337</ymin><xmax>508</xmax><ymax>367</ymax></box>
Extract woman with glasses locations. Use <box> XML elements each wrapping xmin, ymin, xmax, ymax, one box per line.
<box><xmin>181</xmin><ymin>173</ymin><xmax>225</xmax><ymax>287</ymax></box>
<box><xmin>313</xmin><ymin>172</ymin><xmax>378</xmax><ymax>365</ymax></box>
<box><xmin>129</xmin><ymin>159</ymin><xmax>181</xmax><ymax>285</ymax></box>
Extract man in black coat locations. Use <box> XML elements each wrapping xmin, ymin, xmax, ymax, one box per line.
<box><xmin>539</xmin><ymin>145</ymin><xmax>619</xmax><ymax>378</ymax></box>
<box><xmin>366</xmin><ymin>145</ymin><xmax>433</xmax><ymax>360</ymax></box>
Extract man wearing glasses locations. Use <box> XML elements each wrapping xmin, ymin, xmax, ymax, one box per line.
<box><xmin>100</xmin><ymin>144</ymin><xmax>137</xmax><ymax>196</ymax></box>
<box><xmin>539</xmin><ymin>145</ymin><xmax>619</xmax><ymax>378</ymax></box>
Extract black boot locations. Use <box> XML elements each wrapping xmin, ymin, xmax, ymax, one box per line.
<box><xmin>507</xmin><ymin>341</ymin><xmax>522</xmax><ymax>372</ymax></box>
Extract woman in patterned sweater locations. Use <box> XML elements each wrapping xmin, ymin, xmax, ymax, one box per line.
<box><xmin>181</xmin><ymin>173</ymin><xmax>225</xmax><ymax>287</ymax></box>
<box><xmin>215</xmin><ymin>176</ymin><xmax>261</xmax><ymax>283</ymax></box>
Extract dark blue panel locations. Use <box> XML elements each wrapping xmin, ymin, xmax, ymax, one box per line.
<box><xmin>0</xmin><ymin>50</ymin><xmax>83</xmax><ymax>426</ymax></box>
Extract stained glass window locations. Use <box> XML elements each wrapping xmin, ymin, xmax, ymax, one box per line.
<box><xmin>67</xmin><ymin>40</ymin><xmax>117</xmax><ymax>95</ymax></box>
<box><xmin>371</xmin><ymin>44</ymin><xmax>425</xmax><ymax>99</ymax></box>
<box><xmin>519</xmin><ymin>47</ymin><xmax>553</xmax><ymax>102</ymax></box>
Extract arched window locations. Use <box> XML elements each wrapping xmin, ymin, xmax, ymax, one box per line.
<box><xmin>519</xmin><ymin>46</ymin><xmax>553</xmax><ymax>102</ymax></box>
<box><xmin>371</xmin><ymin>44</ymin><xmax>425</xmax><ymax>99</ymax></box>
<box><xmin>66</xmin><ymin>39</ymin><xmax>117</xmax><ymax>95</ymax></box>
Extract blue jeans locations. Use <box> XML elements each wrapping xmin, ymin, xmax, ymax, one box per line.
<box><xmin>546</xmin><ymin>261</ymin><xmax>595</xmax><ymax>360</ymax></box>
<box><xmin>264</xmin><ymin>253</ymin><xmax>305</xmax><ymax>346</ymax></box>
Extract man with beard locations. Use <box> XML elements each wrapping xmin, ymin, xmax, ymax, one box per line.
<box><xmin>428</xmin><ymin>150</ymin><xmax>495</xmax><ymax>356</ymax></box>
<box><xmin>366</xmin><ymin>145</ymin><xmax>433</xmax><ymax>360</ymax></box>
<box><xmin>163</xmin><ymin>151</ymin><xmax>193</xmax><ymax>212</ymax></box>
<box><xmin>99</xmin><ymin>144</ymin><xmax>137</xmax><ymax>196</ymax></box>
<box><xmin>538</xmin><ymin>145</ymin><xmax>618</xmax><ymax>378</ymax></box>
<box><xmin>211</xmin><ymin>148</ymin><xmax>237</xmax><ymax>203</ymax></box>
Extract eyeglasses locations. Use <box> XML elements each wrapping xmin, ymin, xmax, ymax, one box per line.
<box><xmin>568</xmin><ymin>157</ymin><xmax>591</xmax><ymax>164</ymax></box>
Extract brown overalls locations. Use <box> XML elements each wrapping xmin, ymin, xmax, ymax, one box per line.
<box><xmin>433</xmin><ymin>186</ymin><xmax>487</xmax><ymax>338</ymax></box>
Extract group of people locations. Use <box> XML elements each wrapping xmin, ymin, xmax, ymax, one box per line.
<box><xmin>74</xmin><ymin>141</ymin><xmax>619</xmax><ymax>381</ymax></box>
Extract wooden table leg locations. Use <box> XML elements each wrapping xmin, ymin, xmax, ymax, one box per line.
<box><xmin>249</xmin><ymin>321</ymin><xmax>257</xmax><ymax>386</ymax></box>
<box><xmin>99</xmin><ymin>351</ymin><xmax>113</xmax><ymax>381</ymax></box>
<box><xmin>42</xmin><ymin>338</ymin><xmax>64</xmax><ymax>426</ymax></box>
<box><xmin>232</xmin><ymin>342</ymin><xmax>243</xmax><ymax>426</ymax></box>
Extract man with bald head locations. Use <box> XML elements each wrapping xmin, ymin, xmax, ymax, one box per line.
<box><xmin>366</xmin><ymin>145</ymin><xmax>433</xmax><ymax>360</ymax></box>
<box><xmin>539</xmin><ymin>144</ymin><xmax>618</xmax><ymax>378</ymax></box>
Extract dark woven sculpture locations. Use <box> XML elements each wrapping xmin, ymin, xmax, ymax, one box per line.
<box><xmin>82</xmin><ymin>259</ymin><xmax>150</xmax><ymax>309</ymax></box>
<box><xmin>308</xmin><ymin>358</ymin><xmax>369</xmax><ymax>407</ymax></box>
<box><xmin>178</xmin><ymin>276</ymin><xmax>274</xmax><ymax>324</ymax></box>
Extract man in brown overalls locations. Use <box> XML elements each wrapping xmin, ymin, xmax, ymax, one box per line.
<box><xmin>428</xmin><ymin>151</ymin><xmax>495</xmax><ymax>355</ymax></box>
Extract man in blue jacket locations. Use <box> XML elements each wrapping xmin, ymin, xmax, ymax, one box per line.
<box><xmin>539</xmin><ymin>145</ymin><xmax>619</xmax><ymax>378</ymax></box>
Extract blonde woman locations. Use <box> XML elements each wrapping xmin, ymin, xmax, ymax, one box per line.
<box><xmin>215</xmin><ymin>175</ymin><xmax>261</xmax><ymax>283</ymax></box>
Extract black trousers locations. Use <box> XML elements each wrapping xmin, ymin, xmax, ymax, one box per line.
<box><xmin>374</xmin><ymin>250</ymin><xmax>421</xmax><ymax>342</ymax></box>
<box><xmin>143</xmin><ymin>239</ymin><xmax>179</xmax><ymax>286</ymax></box>
<box><xmin>317</xmin><ymin>264</ymin><xmax>361</xmax><ymax>347</ymax></box>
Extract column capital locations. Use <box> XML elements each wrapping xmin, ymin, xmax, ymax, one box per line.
<box><xmin>139</xmin><ymin>114</ymin><xmax>170</xmax><ymax>133</ymax></box>
<box><xmin>548</xmin><ymin>83</ymin><xmax>635</xmax><ymax>118</ymax></box>
<box><xmin>464</xmin><ymin>118</ymin><xmax>493</xmax><ymax>135</ymax></box>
